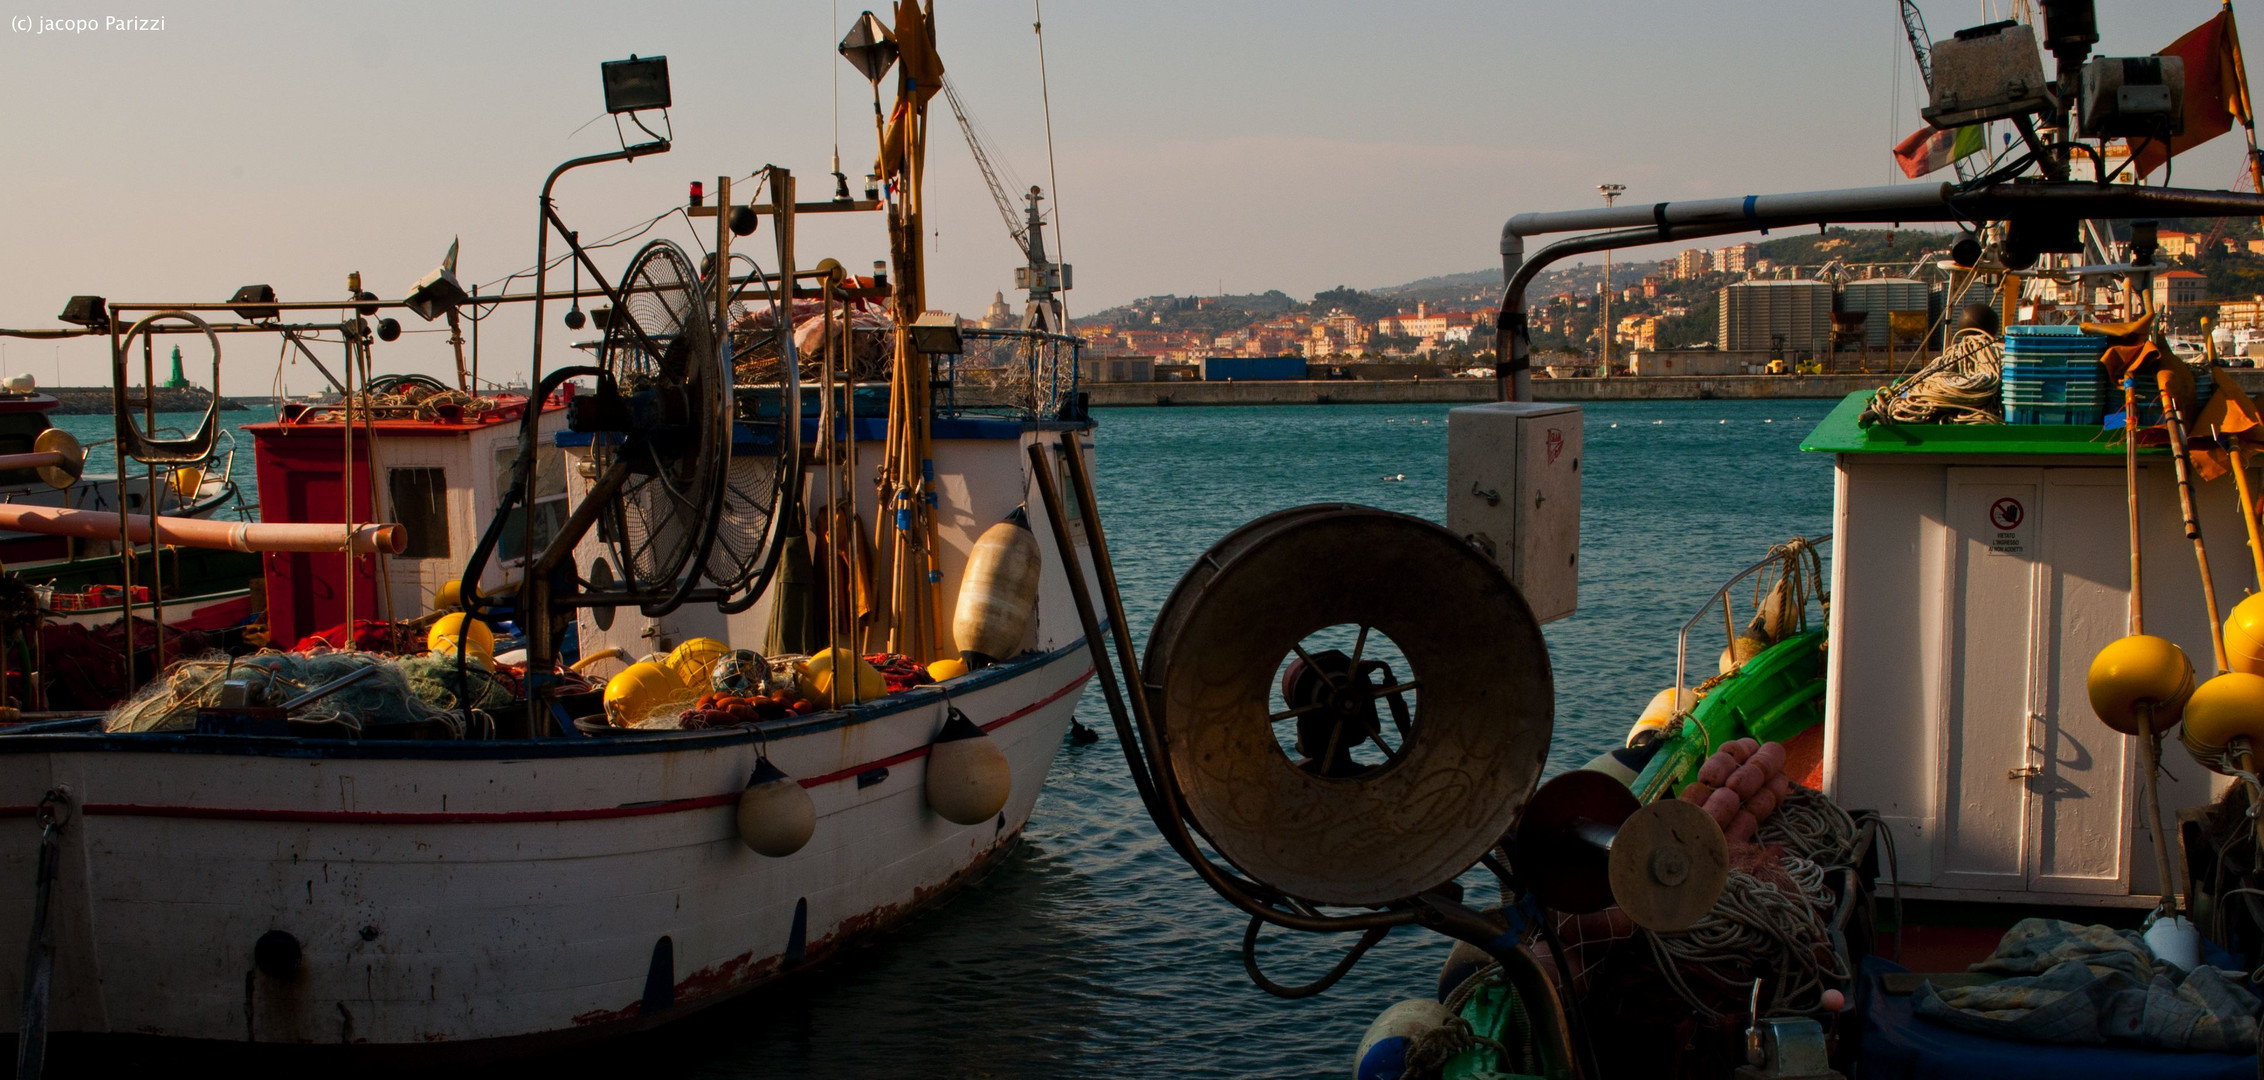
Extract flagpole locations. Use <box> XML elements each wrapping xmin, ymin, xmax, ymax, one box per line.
<box><xmin>2227</xmin><ymin>3</ymin><xmax>2264</xmax><ymax>209</ymax></box>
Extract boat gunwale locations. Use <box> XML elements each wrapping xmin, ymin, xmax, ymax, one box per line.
<box><xmin>0</xmin><ymin>632</ymin><xmax>1095</xmax><ymax>760</ymax></box>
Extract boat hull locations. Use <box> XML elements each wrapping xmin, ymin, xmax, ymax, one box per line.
<box><xmin>0</xmin><ymin>643</ymin><xmax>1089</xmax><ymax>1053</ymax></box>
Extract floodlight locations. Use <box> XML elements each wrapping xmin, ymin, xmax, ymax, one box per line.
<box><xmin>601</xmin><ymin>55</ymin><xmax>671</xmax><ymax>115</ymax></box>
<box><xmin>909</xmin><ymin>319</ymin><xmax>963</xmax><ymax>356</ymax></box>
<box><xmin>229</xmin><ymin>284</ymin><xmax>279</xmax><ymax>321</ymax></box>
<box><xmin>406</xmin><ymin>238</ymin><xmax>468</xmax><ymax>322</ymax></box>
<box><xmin>57</xmin><ymin>295</ymin><xmax>108</xmax><ymax>330</ymax></box>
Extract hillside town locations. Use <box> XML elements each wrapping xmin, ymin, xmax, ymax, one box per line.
<box><xmin>1018</xmin><ymin>221</ymin><xmax>2264</xmax><ymax>382</ymax></box>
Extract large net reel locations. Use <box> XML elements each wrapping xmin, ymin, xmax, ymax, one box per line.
<box><xmin>593</xmin><ymin>239</ymin><xmax>732</xmax><ymax>614</ymax></box>
<box><xmin>1144</xmin><ymin>505</ymin><xmax>1555</xmax><ymax>907</ymax></box>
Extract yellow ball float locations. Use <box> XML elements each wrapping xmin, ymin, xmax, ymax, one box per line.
<box><xmin>926</xmin><ymin>657</ymin><xmax>970</xmax><ymax>683</ymax></box>
<box><xmin>2226</xmin><ymin>594</ymin><xmax>2264</xmax><ymax>677</ymax></box>
<box><xmin>2181</xmin><ymin>672</ymin><xmax>2264</xmax><ymax>766</ymax></box>
<box><xmin>2086</xmin><ymin>634</ymin><xmax>2194</xmax><ymax>734</ymax></box>
<box><xmin>663</xmin><ymin>637</ymin><xmax>733</xmax><ymax>688</ymax></box>
<box><xmin>801</xmin><ymin>647</ymin><xmax>890</xmax><ymax>709</ymax></box>
<box><xmin>604</xmin><ymin>661</ymin><xmax>687</xmax><ymax>727</ymax></box>
<box><xmin>427</xmin><ymin>613</ymin><xmax>495</xmax><ymax>656</ymax></box>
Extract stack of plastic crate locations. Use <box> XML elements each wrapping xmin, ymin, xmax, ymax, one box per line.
<box><xmin>2001</xmin><ymin>325</ymin><xmax>2108</xmax><ymax>425</ymax></box>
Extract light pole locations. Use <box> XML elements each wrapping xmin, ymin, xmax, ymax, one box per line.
<box><xmin>1598</xmin><ymin>183</ymin><xmax>1625</xmax><ymax>375</ymax></box>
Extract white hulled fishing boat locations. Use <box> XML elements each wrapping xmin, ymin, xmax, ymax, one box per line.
<box><xmin>0</xmin><ymin>4</ymin><xmax>1097</xmax><ymax>1067</ymax></box>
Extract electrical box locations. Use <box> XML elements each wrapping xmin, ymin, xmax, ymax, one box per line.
<box><xmin>1924</xmin><ymin>21</ymin><xmax>2054</xmax><ymax>129</ymax></box>
<box><xmin>1446</xmin><ymin>402</ymin><xmax>1581</xmax><ymax>624</ymax></box>
<box><xmin>2078</xmin><ymin>56</ymin><xmax>2186</xmax><ymax>138</ymax></box>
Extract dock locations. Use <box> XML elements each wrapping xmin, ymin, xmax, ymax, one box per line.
<box><xmin>1081</xmin><ymin>370</ymin><xmax>2264</xmax><ymax>407</ymax></box>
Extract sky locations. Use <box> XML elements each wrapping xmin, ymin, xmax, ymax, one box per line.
<box><xmin>0</xmin><ymin>0</ymin><xmax>2252</xmax><ymax>392</ymax></box>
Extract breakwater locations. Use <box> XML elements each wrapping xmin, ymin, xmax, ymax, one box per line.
<box><xmin>1081</xmin><ymin>369</ymin><xmax>2264</xmax><ymax>406</ymax></box>
<box><xmin>44</xmin><ymin>387</ymin><xmax>248</xmax><ymax>414</ymax></box>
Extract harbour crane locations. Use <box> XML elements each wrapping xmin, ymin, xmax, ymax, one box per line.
<box><xmin>939</xmin><ymin>76</ymin><xmax>1062</xmax><ymax>330</ymax></box>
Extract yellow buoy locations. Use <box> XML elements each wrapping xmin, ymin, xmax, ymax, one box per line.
<box><xmin>926</xmin><ymin>657</ymin><xmax>970</xmax><ymax>683</ymax></box>
<box><xmin>663</xmin><ymin>637</ymin><xmax>733</xmax><ymax>688</ymax></box>
<box><xmin>170</xmin><ymin>466</ymin><xmax>203</xmax><ymax>501</ymax></box>
<box><xmin>952</xmin><ymin>509</ymin><xmax>1043</xmax><ymax>668</ymax></box>
<box><xmin>433</xmin><ymin>579</ymin><xmax>485</xmax><ymax>613</ymax></box>
<box><xmin>2087</xmin><ymin>634</ymin><xmax>2194</xmax><ymax>734</ymax></box>
<box><xmin>735</xmin><ymin>757</ymin><xmax>817</xmax><ymax>857</ymax></box>
<box><xmin>2181</xmin><ymin>672</ymin><xmax>2264</xmax><ymax>765</ymax></box>
<box><xmin>427</xmin><ymin>613</ymin><xmax>495</xmax><ymax>656</ymax></box>
<box><xmin>1626</xmin><ymin>688</ymin><xmax>1696</xmax><ymax>747</ymax></box>
<box><xmin>604</xmin><ymin>661</ymin><xmax>687</xmax><ymax>727</ymax></box>
<box><xmin>802</xmin><ymin>647</ymin><xmax>889</xmax><ymax>709</ymax></box>
<box><xmin>2226</xmin><ymin>594</ymin><xmax>2264</xmax><ymax>677</ymax></box>
<box><xmin>925</xmin><ymin>711</ymin><xmax>1011</xmax><ymax>825</ymax></box>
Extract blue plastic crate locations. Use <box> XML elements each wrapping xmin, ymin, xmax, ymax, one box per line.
<box><xmin>2007</xmin><ymin>402</ymin><xmax>2105</xmax><ymax>425</ymax></box>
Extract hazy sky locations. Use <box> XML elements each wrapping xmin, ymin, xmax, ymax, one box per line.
<box><xmin>0</xmin><ymin>1</ymin><xmax>2249</xmax><ymax>391</ymax></box>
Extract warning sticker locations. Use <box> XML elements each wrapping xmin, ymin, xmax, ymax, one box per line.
<box><xmin>1988</xmin><ymin>497</ymin><xmax>2027</xmax><ymax>556</ymax></box>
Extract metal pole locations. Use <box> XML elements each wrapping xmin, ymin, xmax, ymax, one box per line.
<box><xmin>1598</xmin><ymin>183</ymin><xmax>1623</xmax><ymax>376</ymax></box>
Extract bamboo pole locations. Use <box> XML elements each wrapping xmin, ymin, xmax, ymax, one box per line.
<box><xmin>2128</xmin><ymin>376</ymin><xmax>2146</xmax><ymax>634</ymax></box>
<box><xmin>2164</xmin><ymin>391</ymin><xmax>2230</xmax><ymax>672</ymax></box>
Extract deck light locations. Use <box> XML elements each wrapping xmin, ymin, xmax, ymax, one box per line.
<box><xmin>229</xmin><ymin>285</ymin><xmax>279</xmax><ymax>322</ymax></box>
<box><xmin>600</xmin><ymin>54</ymin><xmax>671</xmax><ymax>115</ymax></box>
<box><xmin>57</xmin><ymin>295</ymin><xmax>107</xmax><ymax>330</ymax></box>
<box><xmin>405</xmin><ymin>238</ymin><xmax>467</xmax><ymax>322</ymax></box>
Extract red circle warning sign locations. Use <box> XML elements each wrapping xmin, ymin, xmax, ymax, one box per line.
<box><xmin>1990</xmin><ymin>497</ymin><xmax>2025</xmax><ymax>531</ymax></box>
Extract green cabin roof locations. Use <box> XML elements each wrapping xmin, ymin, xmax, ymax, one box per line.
<box><xmin>1800</xmin><ymin>391</ymin><xmax>2141</xmax><ymax>457</ymax></box>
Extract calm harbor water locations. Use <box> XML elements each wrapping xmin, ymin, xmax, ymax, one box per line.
<box><xmin>59</xmin><ymin>398</ymin><xmax>1834</xmax><ymax>1078</ymax></box>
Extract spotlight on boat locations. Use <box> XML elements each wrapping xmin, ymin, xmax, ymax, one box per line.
<box><xmin>57</xmin><ymin>295</ymin><xmax>108</xmax><ymax>330</ymax></box>
<box><xmin>405</xmin><ymin>238</ymin><xmax>467</xmax><ymax>322</ymax></box>
<box><xmin>1950</xmin><ymin>237</ymin><xmax>1982</xmax><ymax>269</ymax></box>
<box><xmin>229</xmin><ymin>284</ymin><xmax>279</xmax><ymax>322</ymax></box>
<box><xmin>838</xmin><ymin>11</ymin><xmax>899</xmax><ymax>84</ymax></box>
<box><xmin>600</xmin><ymin>54</ymin><xmax>671</xmax><ymax>115</ymax></box>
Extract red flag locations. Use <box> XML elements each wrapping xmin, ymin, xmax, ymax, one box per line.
<box><xmin>2136</xmin><ymin>11</ymin><xmax>2244</xmax><ymax>178</ymax></box>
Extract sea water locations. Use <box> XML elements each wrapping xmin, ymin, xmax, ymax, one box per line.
<box><xmin>55</xmin><ymin>398</ymin><xmax>1835</xmax><ymax>1077</ymax></box>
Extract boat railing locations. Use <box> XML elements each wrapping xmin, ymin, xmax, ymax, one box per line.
<box><xmin>938</xmin><ymin>328</ymin><xmax>1082</xmax><ymax>420</ymax></box>
<box><xmin>1672</xmin><ymin>534</ymin><xmax>1832</xmax><ymax>712</ymax></box>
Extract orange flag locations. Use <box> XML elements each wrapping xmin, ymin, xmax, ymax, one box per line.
<box><xmin>2136</xmin><ymin>10</ymin><xmax>2246</xmax><ymax>178</ymax></box>
<box><xmin>2195</xmin><ymin>367</ymin><xmax>2264</xmax><ymax>480</ymax></box>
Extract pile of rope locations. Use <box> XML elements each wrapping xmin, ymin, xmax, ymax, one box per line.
<box><xmin>305</xmin><ymin>375</ymin><xmax>501</xmax><ymax>423</ymax></box>
<box><xmin>104</xmin><ymin>649</ymin><xmax>467</xmax><ymax>737</ymax></box>
<box><xmin>1859</xmin><ymin>328</ymin><xmax>2005</xmax><ymax>426</ymax></box>
<box><xmin>727</xmin><ymin>300</ymin><xmax>894</xmax><ymax>385</ymax></box>
<box><xmin>1643</xmin><ymin>849</ymin><xmax>1849</xmax><ymax>1020</ymax></box>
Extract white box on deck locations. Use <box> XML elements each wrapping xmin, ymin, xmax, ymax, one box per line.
<box><xmin>1446</xmin><ymin>402</ymin><xmax>1581</xmax><ymax>623</ymax></box>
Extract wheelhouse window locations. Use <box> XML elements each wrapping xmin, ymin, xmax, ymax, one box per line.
<box><xmin>388</xmin><ymin>467</ymin><xmax>451</xmax><ymax>559</ymax></box>
<box><xmin>494</xmin><ymin>444</ymin><xmax>567</xmax><ymax>565</ymax></box>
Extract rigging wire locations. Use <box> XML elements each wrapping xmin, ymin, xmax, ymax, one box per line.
<box><xmin>1034</xmin><ymin>0</ymin><xmax>1068</xmax><ymax>329</ymax></box>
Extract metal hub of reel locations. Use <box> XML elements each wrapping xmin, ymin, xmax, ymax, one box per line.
<box><xmin>1512</xmin><ymin>769</ymin><xmax>1729</xmax><ymax>933</ymax></box>
<box><xmin>1143</xmin><ymin>505</ymin><xmax>1554</xmax><ymax>908</ymax></box>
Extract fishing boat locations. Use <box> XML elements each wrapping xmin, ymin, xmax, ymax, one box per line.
<box><xmin>0</xmin><ymin>6</ymin><xmax>1097</xmax><ymax>1069</ymax></box>
<box><xmin>1054</xmin><ymin>4</ymin><xmax>2264</xmax><ymax>1078</ymax></box>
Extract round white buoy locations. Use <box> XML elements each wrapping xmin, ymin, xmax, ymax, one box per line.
<box><xmin>925</xmin><ymin>711</ymin><xmax>1011</xmax><ymax>825</ymax></box>
<box><xmin>1354</xmin><ymin>998</ymin><xmax>1452</xmax><ymax>1080</ymax></box>
<box><xmin>736</xmin><ymin>757</ymin><xmax>816</xmax><ymax>857</ymax></box>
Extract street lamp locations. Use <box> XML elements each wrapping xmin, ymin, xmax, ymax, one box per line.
<box><xmin>1598</xmin><ymin>183</ymin><xmax>1626</xmax><ymax>375</ymax></box>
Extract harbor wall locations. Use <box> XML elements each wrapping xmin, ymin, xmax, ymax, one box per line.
<box><xmin>1081</xmin><ymin>369</ymin><xmax>2264</xmax><ymax>406</ymax></box>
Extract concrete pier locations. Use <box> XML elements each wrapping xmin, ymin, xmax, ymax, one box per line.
<box><xmin>1081</xmin><ymin>370</ymin><xmax>2264</xmax><ymax>407</ymax></box>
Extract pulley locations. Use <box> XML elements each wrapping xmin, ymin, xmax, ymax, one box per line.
<box><xmin>1511</xmin><ymin>769</ymin><xmax>1728</xmax><ymax>933</ymax></box>
<box><xmin>1143</xmin><ymin>505</ymin><xmax>1553</xmax><ymax>908</ymax></box>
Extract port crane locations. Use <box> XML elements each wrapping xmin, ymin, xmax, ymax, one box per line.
<box><xmin>939</xmin><ymin>76</ymin><xmax>1063</xmax><ymax>331</ymax></box>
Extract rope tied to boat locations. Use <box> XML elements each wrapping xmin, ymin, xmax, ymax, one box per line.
<box><xmin>1642</xmin><ymin>852</ymin><xmax>1849</xmax><ymax>1022</ymax></box>
<box><xmin>1406</xmin><ymin>959</ymin><xmax>1540</xmax><ymax>1079</ymax></box>
<box><xmin>1859</xmin><ymin>327</ymin><xmax>2005</xmax><ymax>426</ymax></box>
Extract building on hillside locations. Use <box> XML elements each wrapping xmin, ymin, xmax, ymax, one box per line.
<box><xmin>2159</xmin><ymin>231</ymin><xmax>2215</xmax><ymax>259</ymax></box>
<box><xmin>1716</xmin><ymin>243</ymin><xmax>1758</xmax><ymax>274</ymax></box>
<box><xmin>2248</xmin><ymin>239</ymin><xmax>2264</xmax><ymax>256</ymax></box>
<box><xmin>1673</xmin><ymin>249</ymin><xmax>1713</xmax><ymax>279</ymax></box>
<box><xmin>2153</xmin><ymin>270</ymin><xmax>2206</xmax><ymax>311</ymax></box>
<box><xmin>2217</xmin><ymin>297</ymin><xmax>2264</xmax><ymax>328</ymax></box>
<box><xmin>1719</xmin><ymin>280</ymin><xmax>1832</xmax><ymax>357</ymax></box>
<box><xmin>980</xmin><ymin>291</ymin><xmax>1015</xmax><ymax>329</ymax></box>
<box><xmin>1642</xmin><ymin>276</ymin><xmax>1661</xmax><ymax>299</ymax></box>
<box><xmin>1616</xmin><ymin>314</ymin><xmax>1659</xmax><ymax>352</ymax></box>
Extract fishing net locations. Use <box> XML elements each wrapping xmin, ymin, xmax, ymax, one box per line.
<box><xmin>397</xmin><ymin>652</ymin><xmax>516</xmax><ymax>714</ymax></box>
<box><xmin>1858</xmin><ymin>328</ymin><xmax>2004</xmax><ymax>425</ymax></box>
<box><xmin>104</xmin><ymin>649</ymin><xmax>467</xmax><ymax>736</ymax></box>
